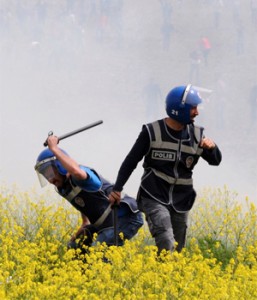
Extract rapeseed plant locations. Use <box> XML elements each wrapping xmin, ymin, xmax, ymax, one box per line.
<box><xmin>0</xmin><ymin>185</ymin><xmax>257</xmax><ymax>299</ymax></box>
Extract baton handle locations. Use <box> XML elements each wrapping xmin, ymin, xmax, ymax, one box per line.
<box><xmin>43</xmin><ymin>120</ymin><xmax>103</xmax><ymax>146</ymax></box>
<box><xmin>113</xmin><ymin>204</ymin><xmax>119</xmax><ymax>246</ymax></box>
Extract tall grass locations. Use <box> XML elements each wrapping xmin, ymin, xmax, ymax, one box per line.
<box><xmin>188</xmin><ymin>186</ymin><xmax>257</xmax><ymax>266</ymax></box>
<box><xmin>0</xmin><ymin>185</ymin><xmax>257</xmax><ymax>299</ymax></box>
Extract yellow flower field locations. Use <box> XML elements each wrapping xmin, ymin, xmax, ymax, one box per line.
<box><xmin>0</xmin><ymin>185</ymin><xmax>256</xmax><ymax>299</ymax></box>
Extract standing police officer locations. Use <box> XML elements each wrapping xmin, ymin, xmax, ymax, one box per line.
<box><xmin>109</xmin><ymin>84</ymin><xmax>222</xmax><ymax>254</ymax></box>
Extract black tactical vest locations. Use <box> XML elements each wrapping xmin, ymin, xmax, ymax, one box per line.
<box><xmin>138</xmin><ymin>119</ymin><xmax>203</xmax><ymax>210</ymax></box>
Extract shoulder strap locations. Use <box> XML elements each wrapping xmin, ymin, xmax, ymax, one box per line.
<box><xmin>151</xmin><ymin>121</ymin><xmax>162</xmax><ymax>143</ymax></box>
<box><xmin>194</xmin><ymin>125</ymin><xmax>202</xmax><ymax>143</ymax></box>
<box><xmin>93</xmin><ymin>203</ymin><xmax>112</xmax><ymax>227</ymax></box>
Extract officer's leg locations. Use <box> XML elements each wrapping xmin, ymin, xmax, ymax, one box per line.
<box><xmin>93</xmin><ymin>227</ymin><xmax>122</xmax><ymax>246</ymax></box>
<box><xmin>170</xmin><ymin>206</ymin><xmax>189</xmax><ymax>252</ymax></box>
<box><xmin>140</xmin><ymin>197</ymin><xmax>175</xmax><ymax>254</ymax></box>
<box><xmin>118</xmin><ymin>211</ymin><xmax>144</xmax><ymax>241</ymax></box>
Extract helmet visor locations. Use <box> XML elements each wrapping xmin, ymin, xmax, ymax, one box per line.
<box><xmin>36</xmin><ymin>171</ymin><xmax>49</xmax><ymax>188</ymax></box>
<box><xmin>34</xmin><ymin>157</ymin><xmax>57</xmax><ymax>187</ymax></box>
<box><xmin>182</xmin><ymin>84</ymin><xmax>212</xmax><ymax>107</ymax></box>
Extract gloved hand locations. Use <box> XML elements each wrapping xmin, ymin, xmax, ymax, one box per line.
<box><xmin>67</xmin><ymin>239</ymin><xmax>78</xmax><ymax>249</ymax></box>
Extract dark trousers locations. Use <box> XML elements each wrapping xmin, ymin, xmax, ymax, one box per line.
<box><xmin>138</xmin><ymin>197</ymin><xmax>188</xmax><ymax>254</ymax></box>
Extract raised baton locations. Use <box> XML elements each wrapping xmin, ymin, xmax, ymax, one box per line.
<box><xmin>43</xmin><ymin>120</ymin><xmax>103</xmax><ymax>146</ymax></box>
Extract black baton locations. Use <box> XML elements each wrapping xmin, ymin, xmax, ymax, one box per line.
<box><xmin>43</xmin><ymin>120</ymin><xmax>103</xmax><ymax>146</ymax></box>
<box><xmin>113</xmin><ymin>203</ymin><xmax>119</xmax><ymax>246</ymax></box>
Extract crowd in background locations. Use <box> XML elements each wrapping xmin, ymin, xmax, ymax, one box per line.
<box><xmin>0</xmin><ymin>0</ymin><xmax>256</xmax><ymax>195</ymax></box>
<box><xmin>1</xmin><ymin>0</ymin><xmax>256</xmax><ymax>128</ymax></box>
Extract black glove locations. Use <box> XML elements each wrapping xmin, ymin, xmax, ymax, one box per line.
<box><xmin>78</xmin><ymin>224</ymin><xmax>98</xmax><ymax>247</ymax></box>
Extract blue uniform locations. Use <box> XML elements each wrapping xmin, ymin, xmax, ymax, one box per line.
<box><xmin>58</xmin><ymin>166</ymin><xmax>143</xmax><ymax>247</ymax></box>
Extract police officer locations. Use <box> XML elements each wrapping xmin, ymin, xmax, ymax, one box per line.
<box><xmin>34</xmin><ymin>135</ymin><xmax>143</xmax><ymax>251</ymax></box>
<box><xmin>109</xmin><ymin>84</ymin><xmax>222</xmax><ymax>254</ymax></box>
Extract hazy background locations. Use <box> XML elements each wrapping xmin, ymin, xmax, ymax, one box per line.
<box><xmin>0</xmin><ymin>0</ymin><xmax>256</xmax><ymax>203</ymax></box>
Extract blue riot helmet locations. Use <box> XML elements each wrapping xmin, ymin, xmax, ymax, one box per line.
<box><xmin>165</xmin><ymin>84</ymin><xmax>210</xmax><ymax>124</ymax></box>
<box><xmin>34</xmin><ymin>148</ymin><xmax>68</xmax><ymax>187</ymax></box>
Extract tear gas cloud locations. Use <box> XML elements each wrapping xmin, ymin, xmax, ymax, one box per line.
<box><xmin>1</xmin><ymin>1</ymin><xmax>256</xmax><ymax>203</ymax></box>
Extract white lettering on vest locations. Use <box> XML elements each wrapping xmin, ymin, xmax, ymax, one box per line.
<box><xmin>152</xmin><ymin>150</ymin><xmax>176</xmax><ymax>161</ymax></box>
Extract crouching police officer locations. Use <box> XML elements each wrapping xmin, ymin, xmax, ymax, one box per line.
<box><xmin>34</xmin><ymin>135</ymin><xmax>143</xmax><ymax>252</ymax></box>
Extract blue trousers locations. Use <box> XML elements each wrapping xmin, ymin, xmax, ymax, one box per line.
<box><xmin>94</xmin><ymin>211</ymin><xmax>144</xmax><ymax>246</ymax></box>
<box><xmin>69</xmin><ymin>211</ymin><xmax>144</xmax><ymax>250</ymax></box>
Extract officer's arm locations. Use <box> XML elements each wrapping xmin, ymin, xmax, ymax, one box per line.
<box><xmin>47</xmin><ymin>135</ymin><xmax>87</xmax><ymax>180</ymax></box>
<box><xmin>70</xmin><ymin>213</ymin><xmax>90</xmax><ymax>242</ymax></box>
